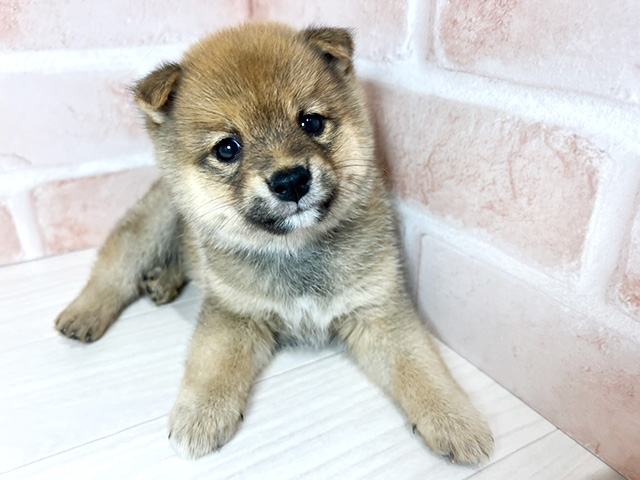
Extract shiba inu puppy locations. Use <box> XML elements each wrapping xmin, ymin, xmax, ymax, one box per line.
<box><xmin>55</xmin><ymin>23</ymin><xmax>493</xmax><ymax>463</ymax></box>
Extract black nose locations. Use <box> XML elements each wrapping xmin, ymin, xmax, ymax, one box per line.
<box><xmin>269</xmin><ymin>166</ymin><xmax>311</xmax><ymax>203</ymax></box>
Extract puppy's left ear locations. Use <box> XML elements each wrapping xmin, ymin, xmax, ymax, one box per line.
<box><xmin>301</xmin><ymin>27</ymin><xmax>354</xmax><ymax>76</ymax></box>
<box><xmin>134</xmin><ymin>62</ymin><xmax>181</xmax><ymax>125</ymax></box>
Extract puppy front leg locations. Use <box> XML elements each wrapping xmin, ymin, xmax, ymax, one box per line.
<box><xmin>55</xmin><ymin>180</ymin><xmax>185</xmax><ymax>342</ymax></box>
<box><xmin>336</xmin><ymin>302</ymin><xmax>494</xmax><ymax>465</ymax></box>
<box><xmin>169</xmin><ymin>300</ymin><xmax>275</xmax><ymax>459</ymax></box>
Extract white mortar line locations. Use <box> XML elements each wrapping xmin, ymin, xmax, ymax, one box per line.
<box><xmin>577</xmin><ymin>152</ymin><xmax>640</xmax><ymax>297</ymax></box>
<box><xmin>7</xmin><ymin>191</ymin><xmax>43</xmax><ymax>261</ymax></box>
<box><xmin>355</xmin><ymin>58</ymin><xmax>640</xmax><ymax>153</ymax></box>
<box><xmin>430</xmin><ymin>0</ymin><xmax>445</xmax><ymax>63</ymax></box>
<box><xmin>0</xmin><ymin>44</ymin><xmax>189</xmax><ymax>75</ymax></box>
<box><xmin>0</xmin><ymin>152</ymin><xmax>155</xmax><ymax>196</ymax></box>
<box><xmin>401</xmin><ymin>0</ymin><xmax>420</xmax><ymax>59</ymax></box>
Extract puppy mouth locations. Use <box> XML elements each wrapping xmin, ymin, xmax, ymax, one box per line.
<box><xmin>245</xmin><ymin>193</ymin><xmax>335</xmax><ymax>235</ymax></box>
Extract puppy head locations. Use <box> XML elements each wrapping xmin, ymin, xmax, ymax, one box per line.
<box><xmin>135</xmin><ymin>23</ymin><xmax>377</xmax><ymax>249</ymax></box>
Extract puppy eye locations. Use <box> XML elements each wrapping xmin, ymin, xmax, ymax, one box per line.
<box><xmin>213</xmin><ymin>138</ymin><xmax>241</xmax><ymax>162</ymax></box>
<box><xmin>299</xmin><ymin>113</ymin><xmax>325</xmax><ymax>137</ymax></box>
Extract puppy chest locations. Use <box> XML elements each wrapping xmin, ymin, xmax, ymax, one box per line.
<box><xmin>272</xmin><ymin>295</ymin><xmax>345</xmax><ymax>346</ymax></box>
<box><xmin>202</xmin><ymin>244</ymin><xmax>352</xmax><ymax>337</ymax></box>
<box><xmin>281</xmin><ymin>296</ymin><xmax>335</xmax><ymax>329</ymax></box>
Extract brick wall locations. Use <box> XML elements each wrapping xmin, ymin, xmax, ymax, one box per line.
<box><xmin>1</xmin><ymin>1</ymin><xmax>639</xmax><ymax>477</ymax></box>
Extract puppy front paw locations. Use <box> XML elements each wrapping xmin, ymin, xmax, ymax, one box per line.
<box><xmin>54</xmin><ymin>304</ymin><xmax>116</xmax><ymax>343</ymax></box>
<box><xmin>168</xmin><ymin>392</ymin><xmax>244</xmax><ymax>459</ymax></box>
<box><xmin>414</xmin><ymin>403</ymin><xmax>494</xmax><ymax>465</ymax></box>
<box><xmin>140</xmin><ymin>266</ymin><xmax>183</xmax><ymax>306</ymax></box>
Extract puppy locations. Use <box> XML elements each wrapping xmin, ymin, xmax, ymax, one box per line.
<box><xmin>55</xmin><ymin>23</ymin><xmax>493</xmax><ymax>463</ymax></box>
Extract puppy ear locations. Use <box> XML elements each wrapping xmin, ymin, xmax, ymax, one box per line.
<box><xmin>134</xmin><ymin>62</ymin><xmax>181</xmax><ymax>124</ymax></box>
<box><xmin>301</xmin><ymin>27</ymin><xmax>354</xmax><ymax>76</ymax></box>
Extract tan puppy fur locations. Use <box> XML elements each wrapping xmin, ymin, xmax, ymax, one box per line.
<box><xmin>55</xmin><ymin>23</ymin><xmax>493</xmax><ymax>463</ymax></box>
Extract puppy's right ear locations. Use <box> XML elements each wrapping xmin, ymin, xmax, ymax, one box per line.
<box><xmin>134</xmin><ymin>63</ymin><xmax>181</xmax><ymax>124</ymax></box>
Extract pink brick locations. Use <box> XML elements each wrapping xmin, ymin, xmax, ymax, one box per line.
<box><xmin>251</xmin><ymin>0</ymin><xmax>410</xmax><ymax>60</ymax></box>
<box><xmin>417</xmin><ymin>234</ymin><xmax>640</xmax><ymax>480</ymax></box>
<box><xmin>0</xmin><ymin>0</ymin><xmax>249</xmax><ymax>51</ymax></box>
<box><xmin>0</xmin><ymin>70</ymin><xmax>149</xmax><ymax>168</ymax></box>
<box><xmin>367</xmin><ymin>83</ymin><xmax>602</xmax><ymax>268</ymax></box>
<box><xmin>0</xmin><ymin>204</ymin><xmax>22</xmax><ymax>264</ymax></box>
<box><xmin>615</xmin><ymin>201</ymin><xmax>640</xmax><ymax>319</ymax></box>
<box><xmin>436</xmin><ymin>0</ymin><xmax>640</xmax><ymax>104</ymax></box>
<box><xmin>32</xmin><ymin>168</ymin><xmax>157</xmax><ymax>255</ymax></box>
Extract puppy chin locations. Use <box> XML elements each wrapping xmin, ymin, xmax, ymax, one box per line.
<box><xmin>245</xmin><ymin>204</ymin><xmax>323</xmax><ymax>235</ymax></box>
<box><xmin>282</xmin><ymin>208</ymin><xmax>321</xmax><ymax>231</ymax></box>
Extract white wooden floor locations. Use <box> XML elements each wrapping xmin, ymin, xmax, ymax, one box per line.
<box><xmin>0</xmin><ymin>250</ymin><xmax>625</xmax><ymax>480</ymax></box>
